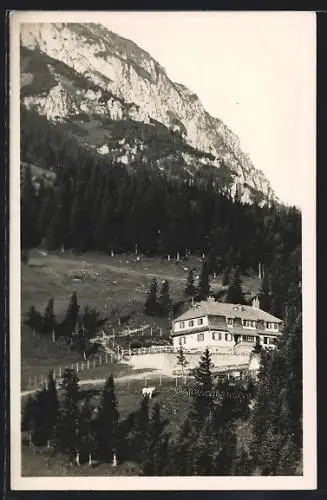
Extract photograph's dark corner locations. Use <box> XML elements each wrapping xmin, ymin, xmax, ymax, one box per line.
<box><xmin>10</xmin><ymin>11</ymin><xmax>316</xmax><ymax>486</ymax></box>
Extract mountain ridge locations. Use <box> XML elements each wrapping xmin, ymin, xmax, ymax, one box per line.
<box><xmin>20</xmin><ymin>22</ymin><xmax>276</xmax><ymax>204</ymax></box>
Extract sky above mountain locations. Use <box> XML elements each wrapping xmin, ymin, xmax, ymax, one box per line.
<box><xmin>100</xmin><ymin>11</ymin><xmax>315</xmax><ymax>208</ymax></box>
<box><xmin>14</xmin><ymin>11</ymin><xmax>315</xmax><ymax>207</ymax></box>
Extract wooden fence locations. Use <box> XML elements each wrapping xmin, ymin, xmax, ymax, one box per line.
<box><xmin>22</xmin><ymin>341</ymin><xmax>250</xmax><ymax>392</ymax></box>
<box><xmin>22</xmin><ymin>350</ymin><xmax>117</xmax><ymax>392</ymax></box>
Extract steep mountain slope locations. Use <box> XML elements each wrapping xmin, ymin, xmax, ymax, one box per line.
<box><xmin>20</xmin><ymin>22</ymin><xmax>275</xmax><ymax>203</ymax></box>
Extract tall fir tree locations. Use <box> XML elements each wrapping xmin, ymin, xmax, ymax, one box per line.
<box><xmin>43</xmin><ymin>370</ymin><xmax>60</xmax><ymax>447</ymax></box>
<box><xmin>249</xmin><ymin>311</ymin><xmax>302</xmax><ymax>475</ymax></box>
<box><xmin>128</xmin><ymin>396</ymin><xmax>150</xmax><ymax>463</ymax></box>
<box><xmin>25</xmin><ymin>305</ymin><xmax>43</xmax><ymax>335</ymax></box>
<box><xmin>78</xmin><ymin>396</ymin><xmax>97</xmax><ymax>464</ymax></box>
<box><xmin>158</xmin><ymin>280</ymin><xmax>172</xmax><ymax>318</ymax></box>
<box><xmin>225</xmin><ymin>267</ymin><xmax>245</xmax><ymax>304</ymax></box>
<box><xmin>22</xmin><ymin>395</ymin><xmax>36</xmax><ymax>445</ymax></box>
<box><xmin>55</xmin><ymin>368</ymin><xmax>80</xmax><ymax>460</ymax></box>
<box><xmin>141</xmin><ymin>402</ymin><xmax>169</xmax><ymax>475</ymax></box>
<box><xmin>259</xmin><ymin>272</ymin><xmax>271</xmax><ymax>312</ymax></box>
<box><xmin>61</xmin><ymin>291</ymin><xmax>80</xmax><ymax>340</ymax></box>
<box><xmin>196</xmin><ymin>260</ymin><xmax>211</xmax><ymax>301</ymax></box>
<box><xmin>189</xmin><ymin>348</ymin><xmax>214</xmax><ymax>425</ymax></box>
<box><xmin>190</xmin><ymin>411</ymin><xmax>219</xmax><ymax>475</ymax></box>
<box><xmin>42</xmin><ymin>297</ymin><xmax>56</xmax><ymax>339</ymax></box>
<box><xmin>169</xmin><ymin>417</ymin><xmax>195</xmax><ymax>475</ymax></box>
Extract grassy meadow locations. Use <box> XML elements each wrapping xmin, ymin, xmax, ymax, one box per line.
<box><xmin>22</xmin><ymin>375</ymin><xmax>253</xmax><ymax>476</ymax></box>
<box><xmin>21</xmin><ymin>249</ymin><xmax>261</xmax><ymax>388</ymax></box>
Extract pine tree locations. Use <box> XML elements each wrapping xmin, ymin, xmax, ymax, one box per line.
<box><xmin>95</xmin><ymin>374</ymin><xmax>119</xmax><ymax>463</ymax></box>
<box><xmin>43</xmin><ymin>370</ymin><xmax>60</xmax><ymax>447</ymax></box>
<box><xmin>259</xmin><ymin>272</ymin><xmax>271</xmax><ymax>312</ymax></box>
<box><xmin>29</xmin><ymin>387</ymin><xmax>49</xmax><ymax>446</ymax></box>
<box><xmin>22</xmin><ymin>395</ymin><xmax>36</xmax><ymax>445</ymax></box>
<box><xmin>249</xmin><ymin>311</ymin><xmax>303</xmax><ymax>475</ymax></box>
<box><xmin>78</xmin><ymin>397</ymin><xmax>97</xmax><ymax>464</ymax></box>
<box><xmin>213</xmin><ymin>417</ymin><xmax>237</xmax><ymax>475</ymax></box>
<box><xmin>225</xmin><ymin>267</ymin><xmax>245</xmax><ymax>304</ymax></box>
<box><xmin>144</xmin><ymin>278</ymin><xmax>158</xmax><ymax>316</ymax></box>
<box><xmin>141</xmin><ymin>403</ymin><xmax>169</xmax><ymax>475</ymax></box>
<box><xmin>191</xmin><ymin>411</ymin><xmax>222</xmax><ymax>475</ymax></box>
<box><xmin>25</xmin><ymin>305</ymin><xmax>43</xmax><ymax>335</ymax></box>
<box><xmin>21</xmin><ymin>164</ymin><xmax>39</xmax><ymax>250</ymax></box>
<box><xmin>184</xmin><ymin>268</ymin><xmax>196</xmax><ymax>297</ymax></box>
<box><xmin>176</xmin><ymin>346</ymin><xmax>189</xmax><ymax>377</ymax></box>
<box><xmin>55</xmin><ymin>368</ymin><xmax>80</xmax><ymax>460</ymax></box>
<box><xmin>158</xmin><ymin>280</ymin><xmax>171</xmax><ymax>318</ymax></box>
<box><xmin>23</xmin><ymin>373</ymin><xmax>59</xmax><ymax>447</ymax></box>
<box><xmin>42</xmin><ymin>297</ymin><xmax>56</xmax><ymax>339</ymax></box>
<box><xmin>70</xmin><ymin>172</ymin><xmax>89</xmax><ymax>254</ymax></box>
<box><xmin>196</xmin><ymin>261</ymin><xmax>211</xmax><ymax>301</ymax></box>
<box><xmin>62</xmin><ymin>291</ymin><xmax>80</xmax><ymax>341</ymax></box>
<box><xmin>128</xmin><ymin>396</ymin><xmax>150</xmax><ymax>463</ymax></box>
<box><xmin>222</xmin><ymin>266</ymin><xmax>230</xmax><ymax>286</ymax></box>
<box><xmin>190</xmin><ymin>348</ymin><xmax>214</xmax><ymax>425</ymax></box>
<box><xmin>169</xmin><ymin>417</ymin><xmax>196</xmax><ymax>475</ymax></box>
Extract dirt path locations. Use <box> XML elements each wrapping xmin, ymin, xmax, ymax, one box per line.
<box><xmin>21</xmin><ymin>369</ymin><xmax>167</xmax><ymax>397</ymax></box>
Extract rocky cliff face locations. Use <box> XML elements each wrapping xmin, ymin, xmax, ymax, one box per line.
<box><xmin>20</xmin><ymin>22</ymin><xmax>275</xmax><ymax>203</ymax></box>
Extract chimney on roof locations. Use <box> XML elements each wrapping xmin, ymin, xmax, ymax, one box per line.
<box><xmin>252</xmin><ymin>296</ymin><xmax>260</xmax><ymax>309</ymax></box>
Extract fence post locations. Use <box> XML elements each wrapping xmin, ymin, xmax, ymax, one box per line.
<box><xmin>105</xmin><ymin>352</ymin><xmax>108</xmax><ymax>364</ymax></box>
<box><xmin>76</xmin><ymin>362</ymin><xmax>79</xmax><ymax>373</ymax></box>
<box><xmin>28</xmin><ymin>376</ymin><xmax>32</xmax><ymax>389</ymax></box>
<box><xmin>159</xmin><ymin>375</ymin><xmax>162</xmax><ymax>386</ymax></box>
<box><xmin>87</xmin><ymin>359</ymin><xmax>90</xmax><ymax>370</ymax></box>
<box><xmin>93</xmin><ymin>358</ymin><xmax>96</xmax><ymax>369</ymax></box>
<box><xmin>175</xmin><ymin>377</ymin><xmax>178</xmax><ymax>387</ymax></box>
<box><xmin>40</xmin><ymin>374</ymin><xmax>44</xmax><ymax>386</ymax></box>
<box><xmin>59</xmin><ymin>367</ymin><xmax>62</xmax><ymax>379</ymax></box>
<box><xmin>53</xmin><ymin>369</ymin><xmax>56</xmax><ymax>380</ymax></box>
<box><xmin>99</xmin><ymin>355</ymin><xmax>102</xmax><ymax>366</ymax></box>
<box><xmin>81</xmin><ymin>361</ymin><xmax>84</xmax><ymax>371</ymax></box>
<box><xmin>110</xmin><ymin>354</ymin><xmax>113</xmax><ymax>363</ymax></box>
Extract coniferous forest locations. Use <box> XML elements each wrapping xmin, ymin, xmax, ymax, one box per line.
<box><xmin>21</xmin><ymin>107</ymin><xmax>301</xmax><ymax>318</ymax></box>
<box><xmin>20</xmin><ymin>104</ymin><xmax>303</xmax><ymax>476</ymax></box>
<box><xmin>23</xmin><ymin>325</ymin><xmax>302</xmax><ymax>476</ymax></box>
